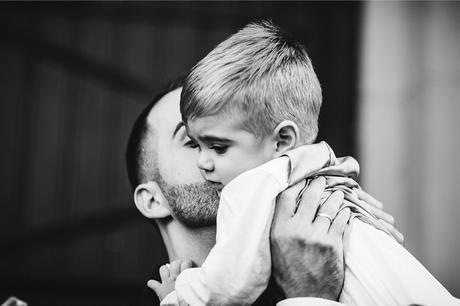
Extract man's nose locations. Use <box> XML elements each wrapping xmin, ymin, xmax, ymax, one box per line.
<box><xmin>197</xmin><ymin>151</ymin><xmax>214</xmax><ymax>172</ymax></box>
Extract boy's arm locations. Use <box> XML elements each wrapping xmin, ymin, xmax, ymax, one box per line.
<box><xmin>174</xmin><ymin>177</ymin><xmax>349</xmax><ymax>306</ymax></box>
<box><xmin>173</xmin><ymin>143</ymin><xmax>399</xmax><ymax>305</ymax></box>
<box><xmin>173</xmin><ymin>143</ymin><xmax>374</xmax><ymax>305</ymax></box>
<box><xmin>174</xmin><ymin>161</ymin><xmax>291</xmax><ymax>305</ymax></box>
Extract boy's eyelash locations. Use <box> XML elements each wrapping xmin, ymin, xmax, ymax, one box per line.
<box><xmin>184</xmin><ymin>140</ymin><xmax>199</xmax><ymax>148</ymax></box>
<box><xmin>185</xmin><ymin>139</ymin><xmax>228</xmax><ymax>153</ymax></box>
<box><xmin>210</xmin><ymin>145</ymin><xmax>228</xmax><ymax>154</ymax></box>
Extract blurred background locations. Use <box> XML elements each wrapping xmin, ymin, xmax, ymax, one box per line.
<box><xmin>0</xmin><ymin>2</ymin><xmax>458</xmax><ymax>305</ymax></box>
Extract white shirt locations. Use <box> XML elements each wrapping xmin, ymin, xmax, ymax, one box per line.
<box><xmin>164</xmin><ymin>142</ymin><xmax>459</xmax><ymax>306</ymax></box>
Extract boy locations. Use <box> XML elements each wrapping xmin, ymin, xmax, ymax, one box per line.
<box><xmin>150</xmin><ymin>21</ymin><xmax>458</xmax><ymax>306</ymax></box>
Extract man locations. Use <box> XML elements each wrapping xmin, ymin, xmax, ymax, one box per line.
<box><xmin>125</xmin><ymin>78</ymin><xmax>400</xmax><ymax>305</ymax></box>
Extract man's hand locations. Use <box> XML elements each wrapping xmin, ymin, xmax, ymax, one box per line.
<box><xmin>270</xmin><ymin>177</ymin><xmax>350</xmax><ymax>301</ymax></box>
<box><xmin>355</xmin><ymin>188</ymin><xmax>404</xmax><ymax>243</ymax></box>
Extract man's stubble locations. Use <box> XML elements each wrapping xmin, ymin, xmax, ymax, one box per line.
<box><xmin>157</xmin><ymin>174</ymin><xmax>220</xmax><ymax>228</ymax></box>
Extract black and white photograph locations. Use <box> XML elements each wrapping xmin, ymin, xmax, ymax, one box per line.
<box><xmin>0</xmin><ymin>2</ymin><xmax>459</xmax><ymax>306</ymax></box>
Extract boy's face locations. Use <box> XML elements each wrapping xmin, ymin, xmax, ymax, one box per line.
<box><xmin>187</xmin><ymin>114</ymin><xmax>275</xmax><ymax>186</ymax></box>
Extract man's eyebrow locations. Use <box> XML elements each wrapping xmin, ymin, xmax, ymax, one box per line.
<box><xmin>172</xmin><ymin>122</ymin><xmax>185</xmax><ymax>138</ymax></box>
<box><xmin>198</xmin><ymin>135</ymin><xmax>234</xmax><ymax>144</ymax></box>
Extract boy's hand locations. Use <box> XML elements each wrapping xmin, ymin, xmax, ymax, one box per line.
<box><xmin>1</xmin><ymin>297</ymin><xmax>27</xmax><ymax>306</ymax></box>
<box><xmin>147</xmin><ymin>259</ymin><xmax>194</xmax><ymax>301</ymax></box>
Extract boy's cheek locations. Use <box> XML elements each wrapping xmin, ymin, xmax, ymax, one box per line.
<box><xmin>223</xmin><ymin>165</ymin><xmax>248</xmax><ymax>185</ymax></box>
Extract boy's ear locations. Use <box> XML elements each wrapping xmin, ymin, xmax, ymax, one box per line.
<box><xmin>272</xmin><ymin>120</ymin><xmax>299</xmax><ymax>155</ymax></box>
<box><xmin>133</xmin><ymin>181</ymin><xmax>171</xmax><ymax>219</ymax></box>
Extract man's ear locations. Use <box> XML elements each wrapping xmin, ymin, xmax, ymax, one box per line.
<box><xmin>133</xmin><ymin>181</ymin><xmax>171</xmax><ymax>219</ymax></box>
<box><xmin>272</xmin><ymin>120</ymin><xmax>300</xmax><ymax>155</ymax></box>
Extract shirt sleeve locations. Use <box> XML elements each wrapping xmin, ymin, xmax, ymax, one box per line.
<box><xmin>160</xmin><ymin>291</ymin><xmax>180</xmax><ymax>306</ymax></box>
<box><xmin>342</xmin><ymin>220</ymin><xmax>460</xmax><ymax>306</ymax></box>
<box><xmin>277</xmin><ymin>297</ymin><xmax>345</xmax><ymax>306</ymax></box>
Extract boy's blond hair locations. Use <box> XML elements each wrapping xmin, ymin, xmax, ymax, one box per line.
<box><xmin>181</xmin><ymin>21</ymin><xmax>322</xmax><ymax>144</ymax></box>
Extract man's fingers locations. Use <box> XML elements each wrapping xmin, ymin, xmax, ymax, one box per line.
<box><xmin>368</xmin><ymin>204</ymin><xmax>395</xmax><ymax>225</ymax></box>
<box><xmin>275</xmin><ymin>180</ymin><xmax>307</xmax><ymax>222</ymax></box>
<box><xmin>159</xmin><ymin>264</ymin><xmax>170</xmax><ymax>280</ymax></box>
<box><xmin>379</xmin><ymin>220</ymin><xmax>405</xmax><ymax>243</ymax></box>
<box><xmin>354</xmin><ymin>189</ymin><xmax>401</xmax><ymax>240</ymax></box>
<box><xmin>355</xmin><ymin>188</ymin><xmax>383</xmax><ymax>209</ymax></box>
<box><xmin>180</xmin><ymin>259</ymin><xmax>194</xmax><ymax>272</ymax></box>
<box><xmin>353</xmin><ymin>188</ymin><xmax>395</xmax><ymax>225</ymax></box>
<box><xmin>295</xmin><ymin>177</ymin><xmax>326</xmax><ymax>222</ymax></box>
<box><xmin>330</xmin><ymin>207</ymin><xmax>351</xmax><ymax>236</ymax></box>
<box><xmin>355</xmin><ymin>189</ymin><xmax>395</xmax><ymax>225</ymax></box>
<box><xmin>314</xmin><ymin>190</ymin><xmax>344</xmax><ymax>232</ymax></box>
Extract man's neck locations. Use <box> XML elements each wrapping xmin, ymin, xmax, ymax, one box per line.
<box><xmin>158</xmin><ymin>220</ymin><xmax>216</xmax><ymax>266</ymax></box>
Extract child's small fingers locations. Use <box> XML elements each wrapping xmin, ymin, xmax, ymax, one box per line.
<box><xmin>180</xmin><ymin>259</ymin><xmax>193</xmax><ymax>272</ymax></box>
<box><xmin>169</xmin><ymin>260</ymin><xmax>182</xmax><ymax>277</ymax></box>
<box><xmin>147</xmin><ymin>279</ymin><xmax>161</xmax><ymax>291</ymax></box>
<box><xmin>159</xmin><ymin>264</ymin><xmax>170</xmax><ymax>280</ymax></box>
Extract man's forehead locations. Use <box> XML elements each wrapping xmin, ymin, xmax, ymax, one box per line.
<box><xmin>146</xmin><ymin>88</ymin><xmax>182</xmax><ymax>133</ymax></box>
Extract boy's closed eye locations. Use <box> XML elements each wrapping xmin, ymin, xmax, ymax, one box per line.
<box><xmin>184</xmin><ymin>138</ymin><xmax>199</xmax><ymax>149</ymax></box>
<box><xmin>209</xmin><ymin>144</ymin><xmax>229</xmax><ymax>154</ymax></box>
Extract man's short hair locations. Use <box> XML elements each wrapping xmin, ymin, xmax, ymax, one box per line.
<box><xmin>125</xmin><ymin>77</ymin><xmax>184</xmax><ymax>192</ymax></box>
<box><xmin>180</xmin><ymin>20</ymin><xmax>322</xmax><ymax>144</ymax></box>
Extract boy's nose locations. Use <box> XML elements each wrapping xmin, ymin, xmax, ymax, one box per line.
<box><xmin>197</xmin><ymin>151</ymin><xmax>214</xmax><ymax>172</ymax></box>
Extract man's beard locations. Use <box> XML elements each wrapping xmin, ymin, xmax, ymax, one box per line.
<box><xmin>157</xmin><ymin>175</ymin><xmax>220</xmax><ymax>227</ymax></box>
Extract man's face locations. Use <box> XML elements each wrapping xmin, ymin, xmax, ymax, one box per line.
<box><xmin>146</xmin><ymin>88</ymin><xmax>219</xmax><ymax>227</ymax></box>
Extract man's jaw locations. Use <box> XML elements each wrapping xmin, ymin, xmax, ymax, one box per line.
<box><xmin>156</xmin><ymin>174</ymin><xmax>220</xmax><ymax>227</ymax></box>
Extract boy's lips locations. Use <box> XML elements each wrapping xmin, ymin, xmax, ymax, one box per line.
<box><xmin>207</xmin><ymin>181</ymin><xmax>224</xmax><ymax>191</ymax></box>
<box><xmin>207</xmin><ymin>181</ymin><xmax>223</xmax><ymax>197</ymax></box>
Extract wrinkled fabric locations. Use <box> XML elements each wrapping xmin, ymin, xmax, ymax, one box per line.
<box><xmin>340</xmin><ymin>220</ymin><xmax>459</xmax><ymax>306</ymax></box>
<box><xmin>167</xmin><ymin>142</ymin><xmax>458</xmax><ymax>306</ymax></box>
